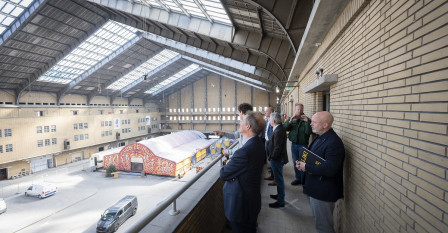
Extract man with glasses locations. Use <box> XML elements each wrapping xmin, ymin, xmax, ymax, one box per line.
<box><xmin>214</xmin><ymin>103</ymin><xmax>253</xmax><ymax>157</ymax></box>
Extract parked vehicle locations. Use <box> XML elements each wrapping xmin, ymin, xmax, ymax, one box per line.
<box><xmin>25</xmin><ymin>183</ymin><xmax>57</xmax><ymax>199</ymax></box>
<box><xmin>0</xmin><ymin>198</ymin><xmax>6</xmax><ymax>214</ymax></box>
<box><xmin>96</xmin><ymin>195</ymin><xmax>138</xmax><ymax>233</ymax></box>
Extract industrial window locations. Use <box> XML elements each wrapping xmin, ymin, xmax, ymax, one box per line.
<box><xmin>109</xmin><ymin>130</ymin><xmax>112</xmax><ymax>135</ymax></box>
<box><xmin>99</xmin><ymin>110</ymin><xmax>104</xmax><ymax>115</ymax></box>
<box><xmin>36</xmin><ymin>126</ymin><xmax>42</xmax><ymax>133</ymax></box>
<box><xmin>120</xmin><ymin>110</ymin><xmax>123</xmax><ymax>114</ymax></box>
<box><xmin>73</xmin><ymin>110</ymin><xmax>78</xmax><ymax>115</ymax></box>
<box><xmin>107</xmin><ymin>49</ymin><xmax>178</xmax><ymax>90</ymax></box>
<box><xmin>51</xmin><ymin>125</ymin><xmax>56</xmax><ymax>132</ymax></box>
<box><xmin>73</xmin><ymin>124</ymin><xmax>78</xmax><ymax>130</ymax></box>
<box><xmin>5</xmin><ymin>144</ymin><xmax>12</xmax><ymax>152</ymax></box>
<box><xmin>44</xmin><ymin>126</ymin><xmax>49</xmax><ymax>133</ymax></box>
<box><xmin>145</xmin><ymin>64</ymin><xmax>200</xmax><ymax>94</ymax></box>
<box><xmin>84</xmin><ymin>123</ymin><xmax>88</xmax><ymax>129</ymax></box>
<box><xmin>45</xmin><ymin>139</ymin><xmax>50</xmax><ymax>146</ymax></box>
<box><xmin>80</xmin><ymin>134</ymin><xmax>84</xmax><ymax>140</ymax></box>
<box><xmin>85</xmin><ymin>134</ymin><xmax>89</xmax><ymax>140</ymax></box>
<box><xmin>0</xmin><ymin>129</ymin><xmax>2</xmax><ymax>137</ymax></box>
<box><xmin>37</xmin><ymin>21</ymin><xmax>138</xmax><ymax>84</ymax></box>
<box><xmin>0</xmin><ymin>0</ymin><xmax>35</xmax><ymax>38</ymax></box>
<box><xmin>0</xmin><ymin>145</ymin><xmax>2</xmax><ymax>153</ymax></box>
<box><xmin>52</xmin><ymin>138</ymin><xmax>57</xmax><ymax>145</ymax></box>
<box><xmin>101</xmin><ymin>131</ymin><xmax>105</xmax><ymax>137</ymax></box>
<box><xmin>37</xmin><ymin>140</ymin><xmax>43</xmax><ymax>147</ymax></box>
<box><xmin>79</xmin><ymin>123</ymin><xmax>83</xmax><ymax>129</ymax></box>
<box><xmin>4</xmin><ymin>129</ymin><xmax>11</xmax><ymax>137</ymax></box>
<box><xmin>74</xmin><ymin>135</ymin><xmax>79</xmax><ymax>141</ymax></box>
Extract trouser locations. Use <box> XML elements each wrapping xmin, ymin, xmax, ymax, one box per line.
<box><xmin>231</xmin><ymin>221</ymin><xmax>257</xmax><ymax>233</ymax></box>
<box><xmin>309</xmin><ymin>196</ymin><xmax>336</xmax><ymax>233</ymax></box>
<box><xmin>291</xmin><ymin>143</ymin><xmax>304</xmax><ymax>182</ymax></box>
<box><xmin>270</xmin><ymin>159</ymin><xmax>285</xmax><ymax>204</ymax></box>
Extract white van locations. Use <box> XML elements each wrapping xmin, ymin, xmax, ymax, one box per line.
<box><xmin>25</xmin><ymin>183</ymin><xmax>57</xmax><ymax>199</ymax></box>
<box><xmin>0</xmin><ymin>198</ymin><xmax>6</xmax><ymax>214</ymax></box>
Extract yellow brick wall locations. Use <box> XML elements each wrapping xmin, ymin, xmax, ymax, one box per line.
<box><xmin>287</xmin><ymin>0</ymin><xmax>448</xmax><ymax>232</ymax></box>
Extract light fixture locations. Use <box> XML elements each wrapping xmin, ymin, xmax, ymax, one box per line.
<box><xmin>275</xmin><ymin>85</ymin><xmax>280</xmax><ymax>93</ymax></box>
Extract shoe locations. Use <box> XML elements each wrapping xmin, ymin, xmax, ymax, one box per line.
<box><xmin>264</xmin><ymin>176</ymin><xmax>274</xmax><ymax>180</ymax></box>
<box><xmin>291</xmin><ymin>180</ymin><xmax>302</xmax><ymax>185</ymax></box>
<box><xmin>269</xmin><ymin>202</ymin><xmax>285</xmax><ymax>208</ymax></box>
<box><xmin>268</xmin><ymin>181</ymin><xmax>276</xmax><ymax>186</ymax></box>
<box><xmin>270</xmin><ymin>194</ymin><xmax>278</xmax><ymax>200</ymax></box>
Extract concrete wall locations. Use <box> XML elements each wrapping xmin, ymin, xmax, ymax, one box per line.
<box><xmin>282</xmin><ymin>0</ymin><xmax>448</xmax><ymax>232</ymax></box>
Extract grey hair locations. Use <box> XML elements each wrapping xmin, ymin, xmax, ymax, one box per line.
<box><xmin>245</xmin><ymin>111</ymin><xmax>265</xmax><ymax>135</ymax></box>
<box><xmin>269</xmin><ymin>112</ymin><xmax>283</xmax><ymax>124</ymax></box>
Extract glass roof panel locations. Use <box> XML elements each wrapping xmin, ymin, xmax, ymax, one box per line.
<box><xmin>135</xmin><ymin>0</ymin><xmax>231</xmax><ymax>25</ymax></box>
<box><xmin>37</xmin><ymin>20</ymin><xmax>139</xmax><ymax>84</ymax></box>
<box><xmin>145</xmin><ymin>63</ymin><xmax>199</xmax><ymax>94</ymax></box>
<box><xmin>107</xmin><ymin>49</ymin><xmax>179</xmax><ymax>90</ymax></box>
<box><xmin>199</xmin><ymin>0</ymin><xmax>231</xmax><ymax>24</ymax></box>
<box><xmin>0</xmin><ymin>0</ymin><xmax>35</xmax><ymax>38</ymax></box>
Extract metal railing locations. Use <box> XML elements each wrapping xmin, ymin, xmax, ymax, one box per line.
<box><xmin>124</xmin><ymin>153</ymin><xmax>225</xmax><ymax>233</ymax></box>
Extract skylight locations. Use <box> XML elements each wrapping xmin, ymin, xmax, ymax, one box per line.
<box><xmin>0</xmin><ymin>0</ymin><xmax>34</xmax><ymax>36</ymax></box>
<box><xmin>107</xmin><ymin>49</ymin><xmax>179</xmax><ymax>90</ymax></box>
<box><xmin>136</xmin><ymin>0</ymin><xmax>231</xmax><ymax>25</ymax></box>
<box><xmin>37</xmin><ymin>21</ymin><xmax>139</xmax><ymax>84</ymax></box>
<box><xmin>145</xmin><ymin>63</ymin><xmax>200</xmax><ymax>94</ymax></box>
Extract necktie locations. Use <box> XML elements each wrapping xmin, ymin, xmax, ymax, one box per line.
<box><xmin>267</xmin><ymin>124</ymin><xmax>273</xmax><ymax>139</ymax></box>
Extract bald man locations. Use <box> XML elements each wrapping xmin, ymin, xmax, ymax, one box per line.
<box><xmin>296</xmin><ymin>111</ymin><xmax>345</xmax><ymax>233</ymax></box>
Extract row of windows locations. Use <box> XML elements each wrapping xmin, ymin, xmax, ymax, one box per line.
<box><xmin>101</xmin><ymin>130</ymin><xmax>113</xmax><ymax>137</ymax></box>
<box><xmin>101</xmin><ymin>121</ymin><xmax>113</xmax><ymax>127</ymax></box>
<box><xmin>122</xmin><ymin>128</ymin><xmax>131</xmax><ymax>134</ymax></box>
<box><xmin>0</xmin><ymin>129</ymin><xmax>12</xmax><ymax>138</ymax></box>
<box><xmin>0</xmin><ymin>144</ymin><xmax>13</xmax><ymax>153</ymax></box>
<box><xmin>137</xmin><ymin>117</ymin><xmax>158</xmax><ymax>123</ymax></box>
<box><xmin>74</xmin><ymin>134</ymin><xmax>89</xmax><ymax>141</ymax></box>
<box><xmin>137</xmin><ymin>126</ymin><xmax>146</xmax><ymax>131</ymax></box>
<box><xmin>169</xmin><ymin>107</ymin><xmax>268</xmax><ymax>113</ymax></box>
<box><xmin>122</xmin><ymin>119</ymin><xmax>131</xmax><ymax>125</ymax></box>
<box><xmin>169</xmin><ymin>116</ymin><xmax>240</xmax><ymax>121</ymax></box>
<box><xmin>36</xmin><ymin>125</ymin><xmax>57</xmax><ymax>133</ymax></box>
<box><xmin>37</xmin><ymin>138</ymin><xmax>57</xmax><ymax>147</ymax></box>
<box><xmin>74</xmin><ymin>123</ymin><xmax>88</xmax><ymax>130</ymax></box>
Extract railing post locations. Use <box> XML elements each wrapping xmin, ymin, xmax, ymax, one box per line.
<box><xmin>169</xmin><ymin>199</ymin><xmax>180</xmax><ymax>216</ymax></box>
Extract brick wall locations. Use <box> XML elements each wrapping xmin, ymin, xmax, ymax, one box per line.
<box><xmin>291</xmin><ymin>0</ymin><xmax>448</xmax><ymax>232</ymax></box>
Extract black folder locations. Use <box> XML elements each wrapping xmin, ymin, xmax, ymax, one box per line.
<box><xmin>299</xmin><ymin>147</ymin><xmax>326</xmax><ymax>165</ymax></box>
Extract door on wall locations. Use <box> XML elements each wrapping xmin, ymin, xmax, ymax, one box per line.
<box><xmin>323</xmin><ymin>92</ymin><xmax>330</xmax><ymax>111</ymax></box>
<box><xmin>131</xmin><ymin>157</ymin><xmax>143</xmax><ymax>172</ymax></box>
<box><xmin>47</xmin><ymin>158</ymin><xmax>54</xmax><ymax>168</ymax></box>
<box><xmin>0</xmin><ymin>168</ymin><xmax>7</xmax><ymax>180</ymax></box>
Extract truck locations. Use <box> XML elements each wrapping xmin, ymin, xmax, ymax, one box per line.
<box><xmin>25</xmin><ymin>183</ymin><xmax>58</xmax><ymax>199</ymax></box>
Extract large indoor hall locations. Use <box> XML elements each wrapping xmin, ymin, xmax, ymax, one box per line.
<box><xmin>0</xmin><ymin>0</ymin><xmax>447</xmax><ymax>232</ymax></box>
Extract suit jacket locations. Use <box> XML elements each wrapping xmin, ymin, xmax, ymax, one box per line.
<box><xmin>220</xmin><ymin>136</ymin><xmax>265</xmax><ymax>223</ymax></box>
<box><xmin>303</xmin><ymin>128</ymin><xmax>345</xmax><ymax>202</ymax></box>
<box><xmin>267</xmin><ymin>125</ymin><xmax>288</xmax><ymax>164</ymax></box>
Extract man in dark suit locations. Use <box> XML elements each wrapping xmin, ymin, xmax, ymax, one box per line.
<box><xmin>296</xmin><ymin>111</ymin><xmax>345</xmax><ymax>233</ymax></box>
<box><xmin>266</xmin><ymin>112</ymin><xmax>288</xmax><ymax>208</ymax></box>
<box><xmin>220</xmin><ymin>111</ymin><xmax>266</xmax><ymax>233</ymax></box>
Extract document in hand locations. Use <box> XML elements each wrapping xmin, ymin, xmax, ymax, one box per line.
<box><xmin>299</xmin><ymin>147</ymin><xmax>326</xmax><ymax>165</ymax></box>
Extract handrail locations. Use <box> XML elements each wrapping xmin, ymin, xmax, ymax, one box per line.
<box><xmin>124</xmin><ymin>153</ymin><xmax>225</xmax><ymax>233</ymax></box>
